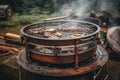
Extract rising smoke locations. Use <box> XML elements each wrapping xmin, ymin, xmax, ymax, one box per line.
<box><xmin>53</xmin><ymin>0</ymin><xmax>118</xmax><ymax>16</ymax></box>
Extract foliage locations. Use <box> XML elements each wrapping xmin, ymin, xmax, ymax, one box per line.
<box><xmin>0</xmin><ymin>13</ymin><xmax>59</xmax><ymax>27</ymax></box>
<box><xmin>0</xmin><ymin>0</ymin><xmax>74</xmax><ymax>27</ymax></box>
<box><xmin>0</xmin><ymin>0</ymin><xmax>54</xmax><ymax>14</ymax></box>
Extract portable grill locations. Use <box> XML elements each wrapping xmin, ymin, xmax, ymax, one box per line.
<box><xmin>17</xmin><ymin>20</ymin><xmax>108</xmax><ymax>77</ymax></box>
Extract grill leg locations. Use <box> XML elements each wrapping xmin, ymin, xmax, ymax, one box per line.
<box><xmin>75</xmin><ymin>40</ymin><xmax>80</xmax><ymax>69</ymax></box>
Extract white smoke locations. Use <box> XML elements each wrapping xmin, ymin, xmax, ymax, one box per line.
<box><xmin>59</xmin><ymin>0</ymin><xmax>96</xmax><ymax>16</ymax></box>
<box><xmin>97</xmin><ymin>0</ymin><xmax>115</xmax><ymax>10</ymax></box>
<box><xmin>53</xmin><ymin>0</ymin><xmax>116</xmax><ymax>16</ymax></box>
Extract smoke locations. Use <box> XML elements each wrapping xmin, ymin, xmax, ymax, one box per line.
<box><xmin>97</xmin><ymin>0</ymin><xmax>115</xmax><ymax>10</ymax></box>
<box><xmin>59</xmin><ymin>0</ymin><xmax>96</xmax><ymax>16</ymax></box>
<box><xmin>53</xmin><ymin>0</ymin><xmax>117</xmax><ymax>16</ymax></box>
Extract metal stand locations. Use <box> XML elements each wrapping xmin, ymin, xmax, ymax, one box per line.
<box><xmin>17</xmin><ymin>45</ymin><xmax>108</xmax><ymax>77</ymax></box>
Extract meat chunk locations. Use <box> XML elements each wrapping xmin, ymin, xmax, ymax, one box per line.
<box><xmin>44</xmin><ymin>32</ymin><xmax>52</xmax><ymax>38</ymax></box>
<box><xmin>45</xmin><ymin>28</ymin><xmax>56</xmax><ymax>33</ymax></box>
<box><xmin>55</xmin><ymin>32</ymin><xmax>62</xmax><ymax>37</ymax></box>
<box><xmin>27</xmin><ymin>28</ymin><xmax>45</xmax><ymax>34</ymax></box>
<box><xmin>70</xmin><ymin>33</ymin><xmax>87</xmax><ymax>38</ymax></box>
<box><xmin>58</xmin><ymin>27</ymin><xmax>90</xmax><ymax>32</ymax></box>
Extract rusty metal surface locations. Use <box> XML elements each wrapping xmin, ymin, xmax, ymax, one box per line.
<box><xmin>107</xmin><ymin>26</ymin><xmax>120</xmax><ymax>54</ymax></box>
<box><xmin>30</xmin><ymin>46</ymin><xmax>96</xmax><ymax>64</ymax></box>
<box><xmin>16</xmin><ymin>45</ymin><xmax>108</xmax><ymax>76</ymax></box>
<box><xmin>24</xmin><ymin>36</ymin><xmax>94</xmax><ymax>46</ymax></box>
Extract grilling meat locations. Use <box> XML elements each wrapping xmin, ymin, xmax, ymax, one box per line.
<box><xmin>38</xmin><ymin>28</ymin><xmax>45</xmax><ymax>34</ymax></box>
<box><xmin>44</xmin><ymin>32</ymin><xmax>52</xmax><ymax>38</ymax></box>
<box><xmin>55</xmin><ymin>32</ymin><xmax>62</xmax><ymax>37</ymax></box>
<box><xmin>45</xmin><ymin>28</ymin><xmax>56</xmax><ymax>33</ymax></box>
<box><xmin>58</xmin><ymin>27</ymin><xmax>90</xmax><ymax>32</ymax></box>
<box><xmin>27</xmin><ymin>26</ymin><xmax>90</xmax><ymax>39</ymax></box>
<box><xmin>27</xmin><ymin>28</ymin><xmax>45</xmax><ymax>34</ymax></box>
<box><xmin>27</xmin><ymin>29</ymin><xmax>38</xmax><ymax>34</ymax></box>
<box><xmin>70</xmin><ymin>33</ymin><xmax>87</xmax><ymax>38</ymax></box>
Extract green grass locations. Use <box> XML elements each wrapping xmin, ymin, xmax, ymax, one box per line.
<box><xmin>0</xmin><ymin>13</ymin><xmax>59</xmax><ymax>27</ymax></box>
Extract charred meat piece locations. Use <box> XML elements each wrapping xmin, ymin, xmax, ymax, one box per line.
<box><xmin>44</xmin><ymin>32</ymin><xmax>52</xmax><ymax>38</ymax></box>
<box><xmin>55</xmin><ymin>32</ymin><xmax>62</xmax><ymax>37</ymax></box>
<box><xmin>58</xmin><ymin>27</ymin><xmax>90</xmax><ymax>32</ymax></box>
<box><xmin>70</xmin><ymin>33</ymin><xmax>87</xmax><ymax>38</ymax></box>
<box><xmin>27</xmin><ymin>28</ymin><xmax>45</xmax><ymax>34</ymax></box>
<box><xmin>70</xmin><ymin>33</ymin><xmax>81</xmax><ymax>38</ymax></box>
<box><xmin>27</xmin><ymin>29</ymin><xmax>37</xmax><ymax>34</ymax></box>
<box><xmin>81</xmin><ymin>33</ymin><xmax>88</xmax><ymax>37</ymax></box>
<box><xmin>37</xmin><ymin>28</ymin><xmax>45</xmax><ymax>34</ymax></box>
<box><xmin>45</xmin><ymin>28</ymin><xmax>56</xmax><ymax>33</ymax></box>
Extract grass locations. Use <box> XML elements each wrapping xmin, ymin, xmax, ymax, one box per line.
<box><xmin>0</xmin><ymin>13</ymin><xmax>59</xmax><ymax>27</ymax></box>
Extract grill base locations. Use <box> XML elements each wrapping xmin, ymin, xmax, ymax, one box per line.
<box><xmin>16</xmin><ymin>45</ymin><xmax>108</xmax><ymax>76</ymax></box>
